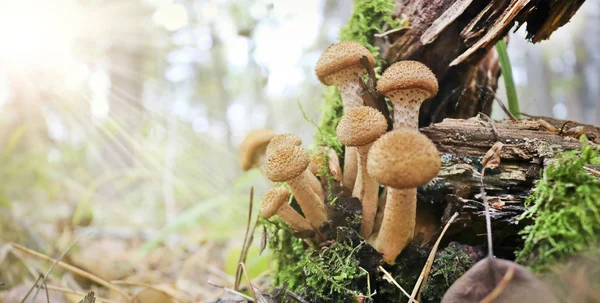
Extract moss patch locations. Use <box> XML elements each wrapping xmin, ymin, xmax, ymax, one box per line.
<box><xmin>266</xmin><ymin>223</ymin><xmax>375</xmax><ymax>302</ymax></box>
<box><xmin>516</xmin><ymin>136</ymin><xmax>600</xmax><ymax>271</ymax></box>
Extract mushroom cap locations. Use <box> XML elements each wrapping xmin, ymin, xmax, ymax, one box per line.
<box><xmin>367</xmin><ymin>129</ymin><xmax>440</xmax><ymax>188</ymax></box>
<box><xmin>315</xmin><ymin>41</ymin><xmax>375</xmax><ymax>85</ymax></box>
<box><xmin>266</xmin><ymin>133</ymin><xmax>302</xmax><ymax>156</ymax></box>
<box><xmin>261</xmin><ymin>187</ymin><xmax>291</xmax><ymax>218</ymax></box>
<box><xmin>238</xmin><ymin>129</ymin><xmax>276</xmax><ymax>171</ymax></box>
<box><xmin>264</xmin><ymin>145</ymin><xmax>310</xmax><ymax>182</ymax></box>
<box><xmin>376</xmin><ymin>61</ymin><xmax>439</xmax><ymax>98</ymax></box>
<box><xmin>336</xmin><ymin>106</ymin><xmax>388</xmax><ymax>147</ymax></box>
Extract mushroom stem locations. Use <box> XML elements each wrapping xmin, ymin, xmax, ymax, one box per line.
<box><xmin>274</xmin><ymin>202</ymin><xmax>314</xmax><ymax>232</ymax></box>
<box><xmin>342</xmin><ymin>147</ymin><xmax>358</xmax><ymax>191</ymax></box>
<box><xmin>287</xmin><ymin>173</ymin><xmax>328</xmax><ymax>231</ymax></box>
<box><xmin>304</xmin><ymin>170</ymin><xmax>325</xmax><ymax>201</ymax></box>
<box><xmin>354</xmin><ymin>144</ymin><xmax>379</xmax><ymax>238</ymax></box>
<box><xmin>330</xmin><ymin>66</ymin><xmax>367</xmax><ymax>109</ymax></box>
<box><xmin>374</xmin><ymin>188</ymin><xmax>417</xmax><ymax>263</ymax></box>
<box><xmin>388</xmin><ymin>89</ymin><xmax>431</xmax><ymax>129</ymax></box>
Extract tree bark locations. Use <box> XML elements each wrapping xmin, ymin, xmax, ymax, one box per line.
<box><xmin>418</xmin><ymin>118</ymin><xmax>600</xmax><ymax>258</ymax></box>
<box><xmin>375</xmin><ymin>0</ymin><xmax>586</xmax><ymax>126</ymax></box>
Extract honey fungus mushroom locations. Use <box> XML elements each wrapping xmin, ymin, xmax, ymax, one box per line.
<box><xmin>316</xmin><ymin>41</ymin><xmax>375</xmax><ymax>192</ymax></box>
<box><xmin>367</xmin><ymin>129</ymin><xmax>441</xmax><ymax>263</ymax></box>
<box><xmin>261</xmin><ymin>187</ymin><xmax>314</xmax><ymax>233</ymax></box>
<box><xmin>266</xmin><ymin>133</ymin><xmax>325</xmax><ymax>200</ymax></box>
<box><xmin>336</xmin><ymin>106</ymin><xmax>387</xmax><ymax>238</ymax></box>
<box><xmin>264</xmin><ymin>145</ymin><xmax>328</xmax><ymax>231</ymax></box>
<box><xmin>238</xmin><ymin>129</ymin><xmax>276</xmax><ymax>171</ymax></box>
<box><xmin>377</xmin><ymin>61</ymin><xmax>438</xmax><ymax>129</ymax></box>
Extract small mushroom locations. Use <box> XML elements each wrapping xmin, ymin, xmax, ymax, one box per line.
<box><xmin>367</xmin><ymin>129</ymin><xmax>441</xmax><ymax>263</ymax></box>
<box><xmin>261</xmin><ymin>187</ymin><xmax>314</xmax><ymax>233</ymax></box>
<box><xmin>264</xmin><ymin>145</ymin><xmax>328</xmax><ymax>231</ymax></box>
<box><xmin>336</xmin><ymin>106</ymin><xmax>387</xmax><ymax>238</ymax></box>
<box><xmin>315</xmin><ymin>41</ymin><xmax>375</xmax><ymax>192</ymax></box>
<box><xmin>238</xmin><ymin>129</ymin><xmax>276</xmax><ymax>171</ymax></box>
<box><xmin>266</xmin><ymin>133</ymin><xmax>302</xmax><ymax>157</ymax></box>
<box><xmin>266</xmin><ymin>133</ymin><xmax>325</xmax><ymax>201</ymax></box>
<box><xmin>377</xmin><ymin>61</ymin><xmax>438</xmax><ymax>129</ymax></box>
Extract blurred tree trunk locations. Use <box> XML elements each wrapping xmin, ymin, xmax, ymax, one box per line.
<box><xmin>375</xmin><ymin>0</ymin><xmax>586</xmax><ymax>126</ymax></box>
<box><xmin>583</xmin><ymin>0</ymin><xmax>600</xmax><ymax>125</ymax></box>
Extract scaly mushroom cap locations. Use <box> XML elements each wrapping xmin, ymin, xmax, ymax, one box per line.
<box><xmin>367</xmin><ymin>129</ymin><xmax>440</xmax><ymax>188</ymax></box>
<box><xmin>377</xmin><ymin>61</ymin><xmax>438</xmax><ymax>98</ymax></box>
<box><xmin>315</xmin><ymin>41</ymin><xmax>375</xmax><ymax>85</ymax></box>
<box><xmin>266</xmin><ymin>133</ymin><xmax>302</xmax><ymax>156</ymax></box>
<box><xmin>264</xmin><ymin>145</ymin><xmax>310</xmax><ymax>182</ymax></box>
<box><xmin>336</xmin><ymin>106</ymin><xmax>388</xmax><ymax>147</ymax></box>
<box><xmin>238</xmin><ymin>129</ymin><xmax>276</xmax><ymax>171</ymax></box>
<box><xmin>261</xmin><ymin>187</ymin><xmax>291</xmax><ymax>218</ymax></box>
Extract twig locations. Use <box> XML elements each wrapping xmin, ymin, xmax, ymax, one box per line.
<box><xmin>378</xmin><ymin>266</ymin><xmax>418</xmax><ymax>303</ymax></box>
<box><xmin>478</xmin><ymin>266</ymin><xmax>515</xmax><ymax>303</ymax></box>
<box><xmin>19</xmin><ymin>274</ymin><xmax>43</xmax><ymax>303</ymax></box>
<box><xmin>235</xmin><ymin>187</ymin><xmax>254</xmax><ymax>290</ymax></box>
<box><xmin>374</xmin><ymin>27</ymin><xmax>408</xmax><ymax>38</ymax></box>
<box><xmin>493</xmin><ymin>97</ymin><xmax>518</xmax><ymax>121</ymax></box>
<box><xmin>112</xmin><ymin>280</ymin><xmax>190</xmax><ymax>303</ymax></box>
<box><xmin>410</xmin><ymin>212</ymin><xmax>459</xmax><ymax>301</ymax></box>
<box><xmin>208</xmin><ymin>281</ymin><xmax>254</xmax><ymax>301</ymax></box>
<box><xmin>479</xmin><ymin>113</ymin><xmax>499</xmax><ymax>141</ymax></box>
<box><xmin>285</xmin><ymin>290</ymin><xmax>310</xmax><ymax>303</ymax></box>
<box><xmin>10</xmin><ymin>243</ymin><xmax>131</xmax><ymax>301</ymax></box>
<box><xmin>559</xmin><ymin>121</ymin><xmax>574</xmax><ymax>135</ymax></box>
<box><xmin>43</xmin><ymin>285</ymin><xmax>119</xmax><ymax>303</ymax></box>
<box><xmin>584</xmin><ymin>167</ymin><xmax>600</xmax><ymax>178</ymax></box>
<box><xmin>32</xmin><ymin>237</ymin><xmax>81</xmax><ymax>301</ymax></box>
<box><xmin>358</xmin><ymin>267</ymin><xmax>375</xmax><ymax>299</ymax></box>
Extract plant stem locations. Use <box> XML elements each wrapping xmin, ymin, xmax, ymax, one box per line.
<box><xmin>496</xmin><ymin>38</ymin><xmax>520</xmax><ymax>119</ymax></box>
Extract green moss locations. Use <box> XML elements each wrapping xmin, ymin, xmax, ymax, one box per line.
<box><xmin>516</xmin><ymin>136</ymin><xmax>600</xmax><ymax>271</ymax></box>
<box><xmin>315</xmin><ymin>0</ymin><xmax>404</xmax><ymax>149</ymax></box>
<box><xmin>339</xmin><ymin>0</ymin><xmax>404</xmax><ymax>72</ymax></box>
<box><xmin>421</xmin><ymin>243</ymin><xmax>480</xmax><ymax>302</ymax></box>
<box><xmin>267</xmin><ymin>224</ymin><xmax>371</xmax><ymax>302</ymax></box>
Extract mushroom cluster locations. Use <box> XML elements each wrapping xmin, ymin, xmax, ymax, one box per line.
<box><xmin>239</xmin><ymin>41</ymin><xmax>442</xmax><ymax>264</ymax></box>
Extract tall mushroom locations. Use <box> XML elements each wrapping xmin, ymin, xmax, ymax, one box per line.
<box><xmin>315</xmin><ymin>41</ymin><xmax>375</xmax><ymax>192</ymax></box>
<box><xmin>377</xmin><ymin>61</ymin><xmax>438</xmax><ymax>129</ymax></box>
<box><xmin>238</xmin><ymin>129</ymin><xmax>276</xmax><ymax>171</ymax></box>
<box><xmin>367</xmin><ymin>129</ymin><xmax>441</xmax><ymax>263</ymax></box>
<box><xmin>264</xmin><ymin>145</ymin><xmax>328</xmax><ymax>231</ymax></box>
<box><xmin>261</xmin><ymin>187</ymin><xmax>314</xmax><ymax>233</ymax></box>
<box><xmin>336</xmin><ymin>106</ymin><xmax>387</xmax><ymax>238</ymax></box>
<box><xmin>266</xmin><ymin>133</ymin><xmax>325</xmax><ymax>201</ymax></box>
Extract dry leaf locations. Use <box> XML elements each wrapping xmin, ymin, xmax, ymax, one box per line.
<box><xmin>481</xmin><ymin>142</ymin><xmax>504</xmax><ymax>171</ymax></box>
<box><xmin>442</xmin><ymin>257</ymin><xmax>559</xmax><ymax>303</ymax></box>
<box><xmin>78</xmin><ymin>291</ymin><xmax>95</xmax><ymax>303</ymax></box>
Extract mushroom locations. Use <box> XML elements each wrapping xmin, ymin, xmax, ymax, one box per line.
<box><xmin>336</xmin><ymin>106</ymin><xmax>387</xmax><ymax>238</ymax></box>
<box><xmin>315</xmin><ymin>41</ymin><xmax>375</xmax><ymax>192</ymax></box>
<box><xmin>377</xmin><ymin>61</ymin><xmax>438</xmax><ymax>129</ymax></box>
<box><xmin>261</xmin><ymin>187</ymin><xmax>314</xmax><ymax>233</ymax></box>
<box><xmin>266</xmin><ymin>133</ymin><xmax>302</xmax><ymax>157</ymax></box>
<box><xmin>238</xmin><ymin>129</ymin><xmax>276</xmax><ymax>171</ymax></box>
<box><xmin>264</xmin><ymin>145</ymin><xmax>328</xmax><ymax>231</ymax></box>
<box><xmin>266</xmin><ymin>133</ymin><xmax>325</xmax><ymax>201</ymax></box>
<box><xmin>367</xmin><ymin>129</ymin><xmax>441</xmax><ymax>263</ymax></box>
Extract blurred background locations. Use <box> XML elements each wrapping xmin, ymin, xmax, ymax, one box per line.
<box><xmin>0</xmin><ymin>0</ymin><xmax>598</xmax><ymax>299</ymax></box>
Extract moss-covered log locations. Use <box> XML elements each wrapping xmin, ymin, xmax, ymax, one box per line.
<box><xmin>418</xmin><ymin>117</ymin><xmax>600</xmax><ymax>258</ymax></box>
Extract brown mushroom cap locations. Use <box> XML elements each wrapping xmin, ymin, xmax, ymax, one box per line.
<box><xmin>315</xmin><ymin>41</ymin><xmax>375</xmax><ymax>85</ymax></box>
<box><xmin>336</xmin><ymin>106</ymin><xmax>388</xmax><ymax>147</ymax></box>
<box><xmin>376</xmin><ymin>61</ymin><xmax>438</xmax><ymax>98</ymax></box>
<box><xmin>367</xmin><ymin>129</ymin><xmax>440</xmax><ymax>188</ymax></box>
<box><xmin>238</xmin><ymin>129</ymin><xmax>276</xmax><ymax>171</ymax></box>
<box><xmin>264</xmin><ymin>145</ymin><xmax>310</xmax><ymax>182</ymax></box>
<box><xmin>260</xmin><ymin>187</ymin><xmax>290</xmax><ymax>218</ymax></box>
<box><xmin>266</xmin><ymin>133</ymin><xmax>302</xmax><ymax>156</ymax></box>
